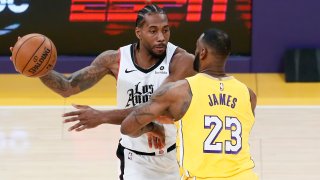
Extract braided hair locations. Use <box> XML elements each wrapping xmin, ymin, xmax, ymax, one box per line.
<box><xmin>135</xmin><ymin>4</ymin><xmax>166</xmax><ymax>27</ymax></box>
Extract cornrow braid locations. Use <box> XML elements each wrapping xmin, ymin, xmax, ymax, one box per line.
<box><xmin>135</xmin><ymin>4</ymin><xmax>166</xmax><ymax>27</ymax></box>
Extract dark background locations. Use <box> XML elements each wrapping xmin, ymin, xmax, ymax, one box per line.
<box><xmin>3</xmin><ymin>0</ymin><xmax>317</xmax><ymax>73</ymax></box>
<box><xmin>0</xmin><ymin>0</ymin><xmax>251</xmax><ymax>56</ymax></box>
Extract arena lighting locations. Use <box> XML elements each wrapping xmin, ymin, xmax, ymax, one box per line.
<box><xmin>0</xmin><ymin>0</ymin><xmax>251</xmax><ymax>55</ymax></box>
<box><xmin>0</xmin><ymin>0</ymin><xmax>29</xmax><ymax>36</ymax></box>
<box><xmin>0</xmin><ymin>0</ymin><xmax>29</xmax><ymax>13</ymax></box>
<box><xmin>69</xmin><ymin>0</ymin><xmax>251</xmax><ymax>35</ymax></box>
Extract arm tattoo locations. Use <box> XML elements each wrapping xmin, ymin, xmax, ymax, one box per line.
<box><xmin>132</xmin><ymin>104</ymin><xmax>155</xmax><ymax>126</ymax></box>
<box><xmin>40</xmin><ymin>71</ymin><xmax>69</xmax><ymax>92</ymax></box>
<box><xmin>69</xmin><ymin>52</ymin><xmax>116</xmax><ymax>91</ymax></box>
<box><xmin>178</xmin><ymin>88</ymin><xmax>192</xmax><ymax>118</ymax></box>
<box><xmin>68</xmin><ymin>66</ymin><xmax>107</xmax><ymax>91</ymax></box>
<box><xmin>131</xmin><ymin>105</ymin><xmax>157</xmax><ymax>135</ymax></box>
<box><xmin>152</xmin><ymin>83</ymin><xmax>174</xmax><ymax>99</ymax></box>
<box><xmin>40</xmin><ymin>51</ymin><xmax>117</xmax><ymax>95</ymax></box>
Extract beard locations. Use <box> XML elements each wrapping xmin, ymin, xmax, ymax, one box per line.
<box><xmin>193</xmin><ymin>53</ymin><xmax>200</xmax><ymax>72</ymax></box>
<box><xmin>150</xmin><ymin>50</ymin><xmax>166</xmax><ymax>59</ymax></box>
<box><xmin>147</xmin><ymin>47</ymin><xmax>166</xmax><ymax>59</ymax></box>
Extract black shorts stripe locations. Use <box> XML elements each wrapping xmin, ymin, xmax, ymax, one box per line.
<box><xmin>116</xmin><ymin>142</ymin><xmax>125</xmax><ymax>180</ymax></box>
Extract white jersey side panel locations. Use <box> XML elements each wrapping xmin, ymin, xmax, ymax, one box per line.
<box><xmin>117</xmin><ymin>42</ymin><xmax>177</xmax><ymax>153</ymax></box>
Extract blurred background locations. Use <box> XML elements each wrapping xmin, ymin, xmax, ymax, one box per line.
<box><xmin>1</xmin><ymin>0</ymin><xmax>320</xmax><ymax>105</ymax></box>
<box><xmin>0</xmin><ymin>1</ymin><xmax>320</xmax><ymax>180</ymax></box>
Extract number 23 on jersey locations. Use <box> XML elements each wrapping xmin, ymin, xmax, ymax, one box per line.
<box><xmin>203</xmin><ymin>115</ymin><xmax>242</xmax><ymax>154</ymax></box>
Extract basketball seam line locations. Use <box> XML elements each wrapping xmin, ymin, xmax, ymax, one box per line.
<box><xmin>21</xmin><ymin>36</ymin><xmax>46</xmax><ymax>74</ymax></box>
<box><xmin>31</xmin><ymin>38</ymin><xmax>54</xmax><ymax>77</ymax></box>
<box><xmin>14</xmin><ymin>35</ymin><xmax>39</xmax><ymax>66</ymax></box>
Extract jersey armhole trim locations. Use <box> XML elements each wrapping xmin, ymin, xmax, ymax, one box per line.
<box><xmin>116</xmin><ymin>48</ymin><xmax>121</xmax><ymax>81</ymax></box>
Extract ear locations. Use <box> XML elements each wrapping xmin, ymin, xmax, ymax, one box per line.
<box><xmin>199</xmin><ymin>47</ymin><xmax>207</xmax><ymax>60</ymax></box>
<box><xmin>135</xmin><ymin>27</ymin><xmax>141</xmax><ymax>40</ymax></box>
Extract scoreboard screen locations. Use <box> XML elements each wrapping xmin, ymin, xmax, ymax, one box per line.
<box><xmin>0</xmin><ymin>0</ymin><xmax>251</xmax><ymax>56</ymax></box>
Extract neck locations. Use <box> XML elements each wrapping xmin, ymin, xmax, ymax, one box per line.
<box><xmin>135</xmin><ymin>44</ymin><xmax>158</xmax><ymax>69</ymax></box>
<box><xmin>200</xmin><ymin>69</ymin><xmax>227</xmax><ymax>77</ymax></box>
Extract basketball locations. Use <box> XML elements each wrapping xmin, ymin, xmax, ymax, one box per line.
<box><xmin>11</xmin><ymin>33</ymin><xmax>57</xmax><ymax>77</ymax></box>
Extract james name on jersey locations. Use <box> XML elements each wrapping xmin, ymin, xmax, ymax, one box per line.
<box><xmin>208</xmin><ymin>93</ymin><xmax>237</xmax><ymax>108</ymax></box>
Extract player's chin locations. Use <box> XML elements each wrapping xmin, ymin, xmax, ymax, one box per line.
<box><xmin>152</xmin><ymin>49</ymin><xmax>166</xmax><ymax>57</ymax></box>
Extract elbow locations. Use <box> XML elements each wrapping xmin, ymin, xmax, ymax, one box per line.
<box><xmin>60</xmin><ymin>93</ymin><xmax>71</xmax><ymax>98</ymax></box>
<box><xmin>56</xmin><ymin>91</ymin><xmax>72</xmax><ymax>98</ymax></box>
<box><xmin>120</xmin><ymin>125</ymin><xmax>130</xmax><ymax>136</ymax></box>
<box><xmin>58</xmin><ymin>89</ymin><xmax>77</xmax><ymax>98</ymax></box>
<box><xmin>120</xmin><ymin>125</ymin><xmax>137</xmax><ymax>138</ymax></box>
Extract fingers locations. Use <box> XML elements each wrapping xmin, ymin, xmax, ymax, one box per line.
<box><xmin>156</xmin><ymin>137</ymin><xmax>165</xmax><ymax>149</ymax></box>
<box><xmin>160</xmin><ymin>137</ymin><xmax>165</xmax><ymax>149</ymax></box>
<box><xmin>68</xmin><ymin>121</ymin><xmax>88</xmax><ymax>132</ymax></box>
<box><xmin>10</xmin><ymin>36</ymin><xmax>21</xmax><ymax>52</ymax></box>
<box><xmin>62</xmin><ymin>110</ymin><xmax>82</xmax><ymax>117</ymax></box>
<box><xmin>10</xmin><ymin>47</ymin><xmax>13</xmax><ymax>61</ymax></box>
<box><xmin>63</xmin><ymin>116</ymin><xmax>80</xmax><ymax>123</ymax></box>
<box><xmin>68</xmin><ymin>122</ymin><xmax>83</xmax><ymax>131</ymax></box>
<box><xmin>153</xmin><ymin>136</ymin><xmax>159</xmax><ymax>149</ymax></box>
<box><xmin>75</xmin><ymin>125</ymin><xmax>87</xmax><ymax>132</ymax></box>
<box><xmin>148</xmin><ymin>134</ymin><xmax>153</xmax><ymax>148</ymax></box>
<box><xmin>147</xmin><ymin>134</ymin><xmax>165</xmax><ymax>149</ymax></box>
<box><xmin>10</xmin><ymin>36</ymin><xmax>21</xmax><ymax>61</ymax></box>
<box><xmin>72</xmin><ymin>104</ymin><xmax>89</xmax><ymax>109</ymax></box>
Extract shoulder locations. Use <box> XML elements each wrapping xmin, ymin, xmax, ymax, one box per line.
<box><xmin>165</xmin><ymin>47</ymin><xmax>196</xmax><ymax>82</ymax></box>
<box><xmin>157</xmin><ymin>79</ymin><xmax>192</xmax><ymax>119</ymax></box>
<box><xmin>92</xmin><ymin>50</ymin><xmax>120</xmax><ymax>67</ymax></box>
<box><xmin>98</xmin><ymin>50</ymin><xmax>120</xmax><ymax>61</ymax></box>
<box><xmin>172</xmin><ymin>47</ymin><xmax>194</xmax><ymax>62</ymax></box>
<box><xmin>153</xmin><ymin>79</ymin><xmax>190</xmax><ymax>102</ymax></box>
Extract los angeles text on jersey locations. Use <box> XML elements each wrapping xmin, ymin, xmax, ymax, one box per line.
<box><xmin>126</xmin><ymin>82</ymin><xmax>154</xmax><ymax>107</ymax></box>
<box><xmin>208</xmin><ymin>93</ymin><xmax>237</xmax><ymax>108</ymax></box>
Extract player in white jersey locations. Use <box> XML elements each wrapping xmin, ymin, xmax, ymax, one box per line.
<box><xmin>11</xmin><ymin>4</ymin><xmax>195</xmax><ymax>180</ymax></box>
<box><xmin>117</xmin><ymin>42</ymin><xmax>177</xmax><ymax>155</ymax></box>
<box><xmin>113</xmin><ymin>41</ymin><xmax>180</xmax><ymax>180</ymax></box>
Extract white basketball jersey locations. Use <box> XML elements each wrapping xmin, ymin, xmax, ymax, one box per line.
<box><xmin>117</xmin><ymin>42</ymin><xmax>177</xmax><ymax>153</ymax></box>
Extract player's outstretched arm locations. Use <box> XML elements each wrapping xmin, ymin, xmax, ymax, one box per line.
<box><xmin>40</xmin><ymin>50</ymin><xmax>119</xmax><ymax>97</ymax></box>
<box><xmin>63</xmin><ymin>104</ymin><xmax>135</xmax><ymax>131</ymax></box>
<box><xmin>120</xmin><ymin>80</ymin><xmax>192</xmax><ymax>138</ymax></box>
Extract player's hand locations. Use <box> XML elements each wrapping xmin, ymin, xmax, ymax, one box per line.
<box><xmin>62</xmin><ymin>104</ymin><xmax>103</xmax><ymax>132</ymax></box>
<box><xmin>156</xmin><ymin>115</ymin><xmax>174</xmax><ymax>124</ymax></box>
<box><xmin>147</xmin><ymin>124</ymin><xmax>165</xmax><ymax>149</ymax></box>
<box><xmin>9</xmin><ymin>36</ymin><xmax>21</xmax><ymax>61</ymax></box>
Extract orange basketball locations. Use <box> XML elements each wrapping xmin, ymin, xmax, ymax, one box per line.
<box><xmin>11</xmin><ymin>33</ymin><xmax>57</xmax><ymax>77</ymax></box>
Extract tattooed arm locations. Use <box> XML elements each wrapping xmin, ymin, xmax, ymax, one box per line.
<box><xmin>40</xmin><ymin>50</ymin><xmax>119</xmax><ymax>97</ymax></box>
<box><xmin>162</xmin><ymin>47</ymin><xmax>196</xmax><ymax>84</ymax></box>
<box><xmin>120</xmin><ymin>79</ymin><xmax>192</xmax><ymax>138</ymax></box>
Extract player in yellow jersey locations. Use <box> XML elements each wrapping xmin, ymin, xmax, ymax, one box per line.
<box><xmin>120</xmin><ymin>28</ymin><xmax>258</xmax><ymax>180</ymax></box>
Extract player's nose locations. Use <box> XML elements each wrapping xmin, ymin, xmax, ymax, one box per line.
<box><xmin>157</xmin><ymin>32</ymin><xmax>165</xmax><ymax>42</ymax></box>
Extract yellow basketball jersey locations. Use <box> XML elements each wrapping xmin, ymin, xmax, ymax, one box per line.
<box><xmin>176</xmin><ymin>73</ymin><xmax>256</xmax><ymax>179</ymax></box>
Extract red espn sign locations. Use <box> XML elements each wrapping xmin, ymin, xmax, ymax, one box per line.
<box><xmin>69</xmin><ymin>0</ymin><xmax>251</xmax><ymax>35</ymax></box>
